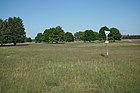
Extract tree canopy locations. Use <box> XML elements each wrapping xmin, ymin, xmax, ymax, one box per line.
<box><xmin>35</xmin><ymin>33</ymin><xmax>43</xmax><ymax>43</ymax></box>
<box><xmin>74</xmin><ymin>31</ymin><xmax>84</xmax><ymax>41</ymax></box>
<box><xmin>26</xmin><ymin>37</ymin><xmax>32</xmax><ymax>42</ymax></box>
<box><xmin>74</xmin><ymin>30</ymin><xmax>98</xmax><ymax>42</ymax></box>
<box><xmin>65</xmin><ymin>32</ymin><xmax>74</xmax><ymax>42</ymax></box>
<box><xmin>35</xmin><ymin>26</ymin><xmax>66</xmax><ymax>43</ymax></box>
<box><xmin>108</xmin><ymin>27</ymin><xmax>122</xmax><ymax>41</ymax></box>
<box><xmin>1</xmin><ymin>17</ymin><xmax>123</xmax><ymax>45</ymax></box>
<box><xmin>83</xmin><ymin>30</ymin><xmax>96</xmax><ymax>42</ymax></box>
<box><xmin>43</xmin><ymin>26</ymin><xmax>65</xmax><ymax>43</ymax></box>
<box><xmin>0</xmin><ymin>17</ymin><xmax>26</xmax><ymax>45</ymax></box>
<box><xmin>99</xmin><ymin>26</ymin><xmax>122</xmax><ymax>41</ymax></box>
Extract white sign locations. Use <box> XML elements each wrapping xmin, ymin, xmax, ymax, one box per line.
<box><xmin>104</xmin><ymin>31</ymin><xmax>110</xmax><ymax>37</ymax></box>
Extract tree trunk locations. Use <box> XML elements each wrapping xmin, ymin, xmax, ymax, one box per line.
<box><xmin>14</xmin><ymin>42</ymin><xmax>16</xmax><ymax>46</ymax></box>
<box><xmin>12</xmin><ymin>37</ymin><xmax>16</xmax><ymax>46</ymax></box>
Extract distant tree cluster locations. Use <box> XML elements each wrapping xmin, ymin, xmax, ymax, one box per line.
<box><xmin>0</xmin><ymin>16</ymin><xmax>123</xmax><ymax>45</ymax></box>
<box><xmin>35</xmin><ymin>26</ymin><xmax>122</xmax><ymax>43</ymax></box>
<box><xmin>99</xmin><ymin>26</ymin><xmax>122</xmax><ymax>41</ymax></box>
<box><xmin>35</xmin><ymin>26</ymin><xmax>74</xmax><ymax>43</ymax></box>
<box><xmin>65</xmin><ymin>32</ymin><xmax>74</xmax><ymax>42</ymax></box>
<box><xmin>74</xmin><ymin>30</ymin><xmax>98</xmax><ymax>42</ymax></box>
<box><xmin>25</xmin><ymin>37</ymin><xmax>32</xmax><ymax>42</ymax></box>
<box><xmin>74</xmin><ymin>26</ymin><xmax>121</xmax><ymax>42</ymax></box>
<box><xmin>0</xmin><ymin>17</ymin><xmax>26</xmax><ymax>45</ymax></box>
<box><xmin>122</xmin><ymin>35</ymin><xmax>140</xmax><ymax>39</ymax></box>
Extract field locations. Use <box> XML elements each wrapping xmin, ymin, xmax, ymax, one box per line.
<box><xmin>0</xmin><ymin>40</ymin><xmax>140</xmax><ymax>93</ymax></box>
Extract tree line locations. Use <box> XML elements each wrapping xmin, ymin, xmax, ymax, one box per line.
<box><xmin>74</xmin><ymin>26</ymin><xmax>122</xmax><ymax>42</ymax></box>
<box><xmin>35</xmin><ymin>26</ymin><xmax>122</xmax><ymax>43</ymax></box>
<box><xmin>35</xmin><ymin>26</ymin><xmax>74</xmax><ymax>43</ymax></box>
<box><xmin>0</xmin><ymin>17</ymin><xmax>123</xmax><ymax>45</ymax></box>
<box><xmin>122</xmin><ymin>35</ymin><xmax>140</xmax><ymax>39</ymax></box>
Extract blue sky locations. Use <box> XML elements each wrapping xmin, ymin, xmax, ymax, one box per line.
<box><xmin>0</xmin><ymin>0</ymin><xmax>140</xmax><ymax>38</ymax></box>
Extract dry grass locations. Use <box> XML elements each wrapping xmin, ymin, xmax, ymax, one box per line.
<box><xmin>0</xmin><ymin>40</ymin><xmax>140</xmax><ymax>93</ymax></box>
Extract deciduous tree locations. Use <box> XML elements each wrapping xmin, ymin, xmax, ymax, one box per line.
<box><xmin>35</xmin><ymin>33</ymin><xmax>43</xmax><ymax>43</ymax></box>
<box><xmin>83</xmin><ymin>30</ymin><xmax>96</xmax><ymax>42</ymax></box>
<box><xmin>7</xmin><ymin>17</ymin><xmax>26</xmax><ymax>45</ymax></box>
<box><xmin>43</xmin><ymin>26</ymin><xmax>65</xmax><ymax>43</ymax></box>
<box><xmin>74</xmin><ymin>31</ymin><xmax>84</xmax><ymax>41</ymax></box>
<box><xmin>108</xmin><ymin>27</ymin><xmax>122</xmax><ymax>41</ymax></box>
<box><xmin>65</xmin><ymin>32</ymin><xmax>74</xmax><ymax>42</ymax></box>
<box><xmin>26</xmin><ymin>37</ymin><xmax>32</xmax><ymax>42</ymax></box>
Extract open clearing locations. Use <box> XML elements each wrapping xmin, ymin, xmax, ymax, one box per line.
<box><xmin>0</xmin><ymin>40</ymin><xmax>140</xmax><ymax>93</ymax></box>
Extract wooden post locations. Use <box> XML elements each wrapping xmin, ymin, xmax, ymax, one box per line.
<box><xmin>104</xmin><ymin>31</ymin><xmax>110</xmax><ymax>57</ymax></box>
<box><xmin>105</xmin><ymin>38</ymin><xmax>109</xmax><ymax>56</ymax></box>
<box><xmin>106</xmin><ymin>43</ymin><xmax>108</xmax><ymax>56</ymax></box>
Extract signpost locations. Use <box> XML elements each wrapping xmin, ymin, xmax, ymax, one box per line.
<box><xmin>104</xmin><ymin>31</ymin><xmax>110</xmax><ymax>56</ymax></box>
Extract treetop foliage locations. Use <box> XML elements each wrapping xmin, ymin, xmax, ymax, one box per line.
<box><xmin>0</xmin><ymin>17</ymin><xmax>26</xmax><ymax>45</ymax></box>
<box><xmin>74</xmin><ymin>31</ymin><xmax>84</xmax><ymax>41</ymax></box>
<box><xmin>35</xmin><ymin>26</ymin><xmax>122</xmax><ymax>43</ymax></box>
<box><xmin>35</xmin><ymin>26</ymin><xmax>74</xmax><ymax>43</ymax></box>
<box><xmin>109</xmin><ymin>27</ymin><xmax>122</xmax><ymax>41</ymax></box>
<box><xmin>99</xmin><ymin>26</ymin><xmax>122</xmax><ymax>41</ymax></box>
<box><xmin>0</xmin><ymin>16</ymin><xmax>123</xmax><ymax>45</ymax></box>
<box><xmin>65</xmin><ymin>32</ymin><xmax>74</xmax><ymax>42</ymax></box>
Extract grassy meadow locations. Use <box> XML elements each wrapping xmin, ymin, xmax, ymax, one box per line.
<box><xmin>0</xmin><ymin>40</ymin><xmax>140</xmax><ymax>93</ymax></box>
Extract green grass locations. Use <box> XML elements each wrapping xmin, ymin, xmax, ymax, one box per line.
<box><xmin>0</xmin><ymin>40</ymin><xmax>140</xmax><ymax>93</ymax></box>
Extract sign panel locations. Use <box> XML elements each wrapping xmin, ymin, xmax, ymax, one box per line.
<box><xmin>104</xmin><ymin>31</ymin><xmax>110</xmax><ymax>37</ymax></box>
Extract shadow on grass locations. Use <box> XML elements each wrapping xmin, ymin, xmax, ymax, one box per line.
<box><xmin>48</xmin><ymin>42</ymin><xmax>65</xmax><ymax>44</ymax></box>
<box><xmin>45</xmin><ymin>80</ymin><xmax>59</xmax><ymax>87</ymax></box>
<box><xmin>0</xmin><ymin>43</ymin><xmax>30</xmax><ymax>47</ymax></box>
<box><xmin>100</xmin><ymin>53</ymin><xmax>109</xmax><ymax>58</ymax></box>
